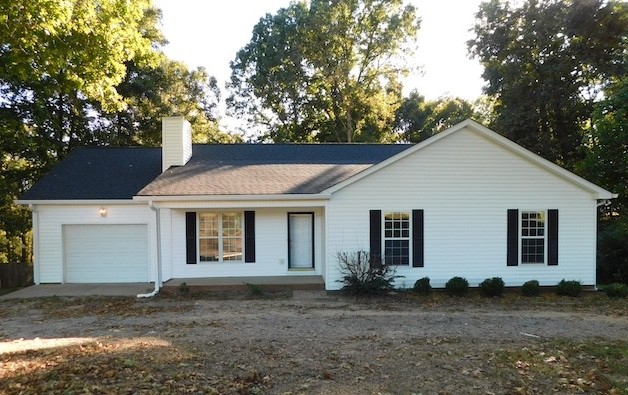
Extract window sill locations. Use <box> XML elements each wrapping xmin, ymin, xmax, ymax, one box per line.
<box><xmin>288</xmin><ymin>267</ymin><xmax>315</xmax><ymax>271</ymax></box>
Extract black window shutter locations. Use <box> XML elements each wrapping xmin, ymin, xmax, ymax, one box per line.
<box><xmin>548</xmin><ymin>209</ymin><xmax>558</xmax><ymax>265</ymax></box>
<box><xmin>244</xmin><ymin>211</ymin><xmax>256</xmax><ymax>263</ymax></box>
<box><xmin>369</xmin><ymin>210</ymin><xmax>382</xmax><ymax>267</ymax></box>
<box><xmin>412</xmin><ymin>209</ymin><xmax>424</xmax><ymax>267</ymax></box>
<box><xmin>507</xmin><ymin>209</ymin><xmax>519</xmax><ymax>266</ymax></box>
<box><xmin>185</xmin><ymin>212</ymin><xmax>197</xmax><ymax>264</ymax></box>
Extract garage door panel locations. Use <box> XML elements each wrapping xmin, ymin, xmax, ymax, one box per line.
<box><xmin>64</xmin><ymin>224</ymin><xmax>149</xmax><ymax>283</ymax></box>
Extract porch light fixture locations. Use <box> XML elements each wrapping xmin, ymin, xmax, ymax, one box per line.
<box><xmin>99</xmin><ymin>207</ymin><xmax>107</xmax><ymax>217</ymax></box>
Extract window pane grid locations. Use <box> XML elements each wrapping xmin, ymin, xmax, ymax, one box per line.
<box><xmin>198</xmin><ymin>212</ymin><xmax>243</xmax><ymax>262</ymax></box>
<box><xmin>384</xmin><ymin>212</ymin><xmax>410</xmax><ymax>265</ymax></box>
<box><xmin>521</xmin><ymin>211</ymin><xmax>545</xmax><ymax>264</ymax></box>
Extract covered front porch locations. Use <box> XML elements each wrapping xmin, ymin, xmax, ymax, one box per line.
<box><xmin>161</xmin><ymin>275</ymin><xmax>325</xmax><ymax>293</ymax></box>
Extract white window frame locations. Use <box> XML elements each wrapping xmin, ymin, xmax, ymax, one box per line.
<box><xmin>197</xmin><ymin>212</ymin><xmax>244</xmax><ymax>263</ymax></box>
<box><xmin>382</xmin><ymin>211</ymin><xmax>411</xmax><ymax>266</ymax></box>
<box><xmin>519</xmin><ymin>210</ymin><xmax>547</xmax><ymax>265</ymax></box>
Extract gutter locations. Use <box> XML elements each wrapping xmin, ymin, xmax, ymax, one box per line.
<box><xmin>597</xmin><ymin>199</ymin><xmax>612</xmax><ymax>207</ymax></box>
<box><xmin>137</xmin><ymin>201</ymin><xmax>162</xmax><ymax>298</ymax></box>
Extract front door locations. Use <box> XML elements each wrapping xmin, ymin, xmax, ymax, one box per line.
<box><xmin>288</xmin><ymin>213</ymin><xmax>314</xmax><ymax>269</ymax></box>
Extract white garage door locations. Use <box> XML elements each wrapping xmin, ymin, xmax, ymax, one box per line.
<box><xmin>64</xmin><ymin>224</ymin><xmax>149</xmax><ymax>283</ymax></box>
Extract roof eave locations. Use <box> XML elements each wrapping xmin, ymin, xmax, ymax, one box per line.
<box><xmin>16</xmin><ymin>199</ymin><xmax>142</xmax><ymax>206</ymax></box>
<box><xmin>133</xmin><ymin>193</ymin><xmax>332</xmax><ymax>202</ymax></box>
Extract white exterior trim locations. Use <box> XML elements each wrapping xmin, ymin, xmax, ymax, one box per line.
<box><xmin>17</xmin><ymin>199</ymin><xmax>146</xmax><ymax>205</ymax></box>
<box><xmin>323</xmin><ymin>119</ymin><xmax>617</xmax><ymax>200</ymax></box>
<box><xmin>133</xmin><ymin>194</ymin><xmax>331</xmax><ymax>202</ymax></box>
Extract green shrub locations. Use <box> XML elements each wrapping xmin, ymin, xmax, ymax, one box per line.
<box><xmin>521</xmin><ymin>280</ymin><xmax>540</xmax><ymax>297</ymax></box>
<box><xmin>445</xmin><ymin>276</ymin><xmax>469</xmax><ymax>297</ymax></box>
<box><xmin>178</xmin><ymin>282</ymin><xmax>190</xmax><ymax>296</ymax></box>
<box><xmin>605</xmin><ymin>283</ymin><xmax>628</xmax><ymax>298</ymax></box>
<box><xmin>555</xmin><ymin>279</ymin><xmax>582</xmax><ymax>297</ymax></box>
<box><xmin>479</xmin><ymin>277</ymin><xmax>505</xmax><ymax>297</ymax></box>
<box><xmin>413</xmin><ymin>277</ymin><xmax>431</xmax><ymax>295</ymax></box>
<box><xmin>336</xmin><ymin>251</ymin><xmax>402</xmax><ymax>295</ymax></box>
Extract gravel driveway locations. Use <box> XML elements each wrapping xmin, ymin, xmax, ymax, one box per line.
<box><xmin>1</xmin><ymin>291</ymin><xmax>627</xmax><ymax>394</ymax></box>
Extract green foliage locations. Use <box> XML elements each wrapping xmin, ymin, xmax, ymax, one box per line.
<box><xmin>579</xmin><ymin>78</ymin><xmax>628</xmax><ymax>216</ymax></box>
<box><xmin>177</xmin><ymin>282</ymin><xmax>190</xmax><ymax>296</ymax></box>
<box><xmin>468</xmin><ymin>0</ymin><xmax>627</xmax><ymax>169</ymax></box>
<box><xmin>596</xmin><ymin>217</ymin><xmax>628</xmax><ymax>285</ymax></box>
<box><xmin>556</xmin><ymin>279</ymin><xmax>582</xmax><ymax>297</ymax></box>
<box><xmin>445</xmin><ymin>276</ymin><xmax>469</xmax><ymax>297</ymax></box>
<box><xmin>336</xmin><ymin>251</ymin><xmax>402</xmax><ymax>295</ymax></box>
<box><xmin>228</xmin><ymin>0</ymin><xmax>419</xmax><ymax>143</ymax></box>
<box><xmin>413</xmin><ymin>277</ymin><xmax>431</xmax><ymax>295</ymax></box>
<box><xmin>521</xmin><ymin>280</ymin><xmax>541</xmax><ymax>297</ymax></box>
<box><xmin>479</xmin><ymin>277</ymin><xmax>505</xmax><ymax>297</ymax></box>
<box><xmin>0</xmin><ymin>1</ymin><xmax>237</xmax><ymax>261</ymax></box>
<box><xmin>394</xmin><ymin>92</ymin><xmax>477</xmax><ymax>142</ymax></box>
<box><xmin>99</xmin><ymin>58</ymin><xmax>238</xmax><ymax>146</ymax></box>
<box><xmin>605</xmin><ymin>283</ymin><xmax>628</xmax><ymax>298</ymax></box>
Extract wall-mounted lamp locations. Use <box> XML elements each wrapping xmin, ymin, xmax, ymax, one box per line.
<box><xmin>99</xmin><ymin>207</ymin><xmax>107</xmax><ymax>217</ymax></box>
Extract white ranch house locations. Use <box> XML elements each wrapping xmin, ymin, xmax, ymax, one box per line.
<box><xmin>18</xmin><ymin>117</ymin><xmax>616</xmax><ymax>292</ymax></box>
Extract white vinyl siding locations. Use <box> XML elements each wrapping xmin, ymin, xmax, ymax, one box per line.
<box><xmin>166</xmin><ymin>207</ymin><xmax>324</xmax><ymax>279</ymax></box>
<box><xmin>325</xmin><ymin>126</ymin><xmax>598</xmax><ymax>290</ymax></box>
<box><xmin>32</xmin><ymin>204</ymin><xmax>155</xmax><ymax>284</ymax></box>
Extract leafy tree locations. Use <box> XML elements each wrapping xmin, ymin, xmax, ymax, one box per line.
<box><xmin>228</xmin><ymin>0</ymin><xmax>419</xmax><ymax>142</ymax></box>
<box><xmin>579</xmin><ymin>78</ymin><xmax>628</xmax><ymax>215</ymax></box>
<box><xmin>0</xmin><ymin>1</ymin><xmax>235</xmax><ymax>262</ymax></box>
<box><xmin>394</xmin><ymin>92</ymin><xmax>476</xmax><ymax>142</ymax></box>
<box><xmin>98</xmin><ymin>58</ymin><xmax>238</xmax><ymax>146</ymax></box>
<box><xmin>468</xmin><ymin>0</ymin><xmax>627</xmax><ymax>168</ymax></box>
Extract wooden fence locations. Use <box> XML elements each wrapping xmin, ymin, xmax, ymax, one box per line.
<box><xmin>0</xmin><ymin>263</ymin><xmax>34</xmax><ymax>288</ymax></box>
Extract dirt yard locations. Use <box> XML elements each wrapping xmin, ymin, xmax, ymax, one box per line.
<box><xmin>1</xmin><ymin>291</ymin><xmax>627</xmax><ymax>394</ymax></box>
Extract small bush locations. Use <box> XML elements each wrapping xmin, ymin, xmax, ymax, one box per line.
<box><xmin>605</xmin><ymin>283</ymin><xmax>628</xmax><ymax>298</ymax></box>
<box><xmin>479</xmin><ymin>277</ymin><xmax>505</xmax><ymax>297</ymax></box>
<box><xmin>413</xmin><ymin>277</ymin><xmax>431</xmax><ymax>295</ymax></box>
<box><xmin>445</xmin><ymin>276</ymin><xmax>469</xmax><ymax>297</ymax></box>
<box><xmin>336</xmin><ymin>251</ymin><xmax>403</xmax><ymax>295</ymax></box>
<box><xmin>555</xmin><ymin>279</ymin><xmax>582</xmax><ymax>297</ymax></box>
<box><xmin>178</xmin><ymin>282</ymin><xmax>190</xmax><ymax>296</ymax></box>
<box><xmin>521</xmin><ymin>280</ymin><xmax>540</xmax><ymax>297</ymax></box>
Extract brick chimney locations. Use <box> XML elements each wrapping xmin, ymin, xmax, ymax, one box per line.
<box><xmin>162</xmin><ymin>116</ymin><xmax>192</xmax><ymax>172</ymax></box>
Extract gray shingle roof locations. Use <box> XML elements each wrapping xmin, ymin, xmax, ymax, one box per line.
<box><xmin>21</xmin><ymin>144</ymin><xmax>413</xmax><ymax>200</ymax></box>
<box><xmin>20</xmin><ymin>147</ymin><xmax>162</xmax><ymax>200</ymax></box>
<box><xmin>138</xmin><ymin>144</ymin><xmax>412</xmax><ymax>196</ymax></box>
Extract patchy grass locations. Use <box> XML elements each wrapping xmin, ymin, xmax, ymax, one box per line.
<box><xmin>0</xmin><ymin>338</ymin><xmax>272</xmax><ymax>395</ymax></box>
<box><xmin>26</xmin><ymin>297</ymin><xmax>195</xmax><ymax>319</ymax></box>
<box><xmin>354</xmin><ymin>289</ymin><xmax>628</xmax><ymax>315</ymax></box>
<box><xmin>492</xmin><ymin>340</ymin><xmax>628</xmax><ymax>394</ymax></box>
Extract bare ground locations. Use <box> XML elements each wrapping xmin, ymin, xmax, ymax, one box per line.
<box><xmin>1</xmin><ymin>291</ymin><xmax>627</xmax><ymax>394</ymax></box>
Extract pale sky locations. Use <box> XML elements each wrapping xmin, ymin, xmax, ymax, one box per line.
<box><xmin>153</xmin><ymin>0</ymin><xmax>486</xmax><ymax>128</ymax></box>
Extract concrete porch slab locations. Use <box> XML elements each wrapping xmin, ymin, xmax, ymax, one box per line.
<box><xmin>0</xmin><ymin>283</ymin><xmax>154</xmax><ymax>300</ymax></box>
<box><xmin>162</xmin><ymin>276</ymin><xmax>325</xmax><ymax>292</ymax></box>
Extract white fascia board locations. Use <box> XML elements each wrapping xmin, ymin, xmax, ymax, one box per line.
<box><xmin>133</xmin><ymin>193</ymin><xmax>332</xmax><ymax>202</ymax></box>
<box><xmin>323</xmin><ymin>118</ymin><xmax>617</xmax><ymax>200</ymax></box>
<box><xmin>15</xmin><ymin>199</ymin><xmax>147</xmax><ymax>206</ymax></box>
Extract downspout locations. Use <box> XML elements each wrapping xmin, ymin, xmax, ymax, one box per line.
<box><xmin>138</xmin><ymin>201</ymin><xmax>162</xmax><ymax>298</ymax></box>
<box><xmin>29</xmin><ymin>204</ymin><xmax>40</xmax><ymax>285</ymax></box>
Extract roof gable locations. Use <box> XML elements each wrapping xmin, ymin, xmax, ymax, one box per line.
<box><xmin>323</xmin><ymin>119</ymin><xmax>616</xmax><ymax>200</ymax></box>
